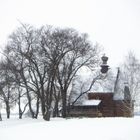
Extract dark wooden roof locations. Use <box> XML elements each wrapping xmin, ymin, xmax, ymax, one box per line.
<box><xmin>88</xmin><ymin>92</ymin><xmax>114</xmax><ymax>100</ymax></box>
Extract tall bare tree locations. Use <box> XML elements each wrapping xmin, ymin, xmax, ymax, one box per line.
<box><xmin>0</xmin><ymin>59</ymin><xmax>17</xmax><ymax>119</ymax></box>
<box><xmin>4</xmin><ymin>24</ymin><xmax>40</xmax><ymax>118</ymax></box>
<box><xmin>120</xmin><ymin>52</ymin><xmax>140</xmax><ymax>108</ymax></box>
<box><xmin>55</xmin><ymin>31</ymin><xmax>101</xmax><ymax>117</ymax></box>
<box><xmin>2</xmin><ymin>24</ymin><xmax>102</xmax><ymax>120</ymax></box>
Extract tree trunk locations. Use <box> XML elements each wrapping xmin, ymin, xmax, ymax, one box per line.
<box><xmin>34</xmin><ymin>96</ymin><xmax>40</xmax><ymax>119</ymax></box>
<box><xmin>18</xmin><ymin>102</ymin><xmax>22</xmax><ymax>119</ymax></box>
<box><xmin>22</xmin><ymin>72</ymin><xmax>35</xmax><ymax>118</ymax></box>
<box><xmin>18</xmin><ymin>92</ymin><xmax>23</xmax><ymax>119</ymax></box>
<box><xmin>62</xmin><ymin>90</ymin><xmax>67</xmax><ymax>118</ymax></box>
<box><xmin>43</xmin><ymin>107</ymin><xmax>51</xmax><ymax>121</ymax></box>
<box><xmin>19</xmin><ymin>111</ymin><xmax>22</xmax><ymax>119</ymax></box>
<box><xmin>0</xmin><ymin>112</ymin><xmax>2</xmax><ymax>121</ymax></box>
<box><xmin>6</xmin><ymin>101</ymin><xmax>10</xmax><ymax>119</ymax></box>
<box><xmin>26</xmin><ymin>93</ymin><xmax>35</xmax><ymax>118</ymax></box>
<box><xmin>53</xmin><ymin>100</ymin><xmax>59</xmax><ymax>117</ymax></box>
<box><xmin>41</xmin><ymin>96</ymin><xmax>46</xmax><ymax>116</ymax></box>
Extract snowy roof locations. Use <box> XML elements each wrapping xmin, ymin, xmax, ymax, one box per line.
<box><xmin>82</xmin><ymin>100</ymin><xmax>101</xmax><ymax>106</ymax></box>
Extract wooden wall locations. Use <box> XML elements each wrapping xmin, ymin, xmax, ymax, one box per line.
<box><xmin>68</xmin><ymin>92</ymin><xmax>134</xmax><ymax>117</ymax></box>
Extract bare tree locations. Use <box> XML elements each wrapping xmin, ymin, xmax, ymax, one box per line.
<box><xmin>4</xmin><ymin>24</ymin><xmax>41</xmax><ymax>118</ymax></box>
<box><xmin>37</xmin><ymin>27</ymin><xmax>101</xmax><ymax>119</ymax></box>
<box><xmin>112</xmin><ymin>51</ymin><xmax>140</xmax><ymax>114</ymax></box>
<box><xmin>0</xmin><ymin>60</ymin><xmax>17</xmax><ymax>119</ymax></box>
<box><xmin>55</xmin><ymin>31</ymin><xmax>101</xmax><ymax>118</ymax></box>
<box><xmin>120</xmin><ymin>52</ymin><xmax>140</xmax><ymax>103</ymax></box>
<box><xmin>2</xmin><ymin>24</ymin><xmax>102</xmax><ymax>121</ymax></box>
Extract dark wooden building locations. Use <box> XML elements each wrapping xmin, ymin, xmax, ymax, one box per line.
<box><xmin>68</xmin><ymin>92</ymin><xmax>134</xmax><ymax>117</ymax></box>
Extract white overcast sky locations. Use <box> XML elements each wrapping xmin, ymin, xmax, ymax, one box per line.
<box><xmin>0</xmin><ymin>0</ymin><xmax>140</xmax><ymax>67</ymax></box>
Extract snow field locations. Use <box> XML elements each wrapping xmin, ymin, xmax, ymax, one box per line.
<box><xmin>0</xmin><ymin>116</ymin><xmax>140</xmax><ymax>140</ymax></box>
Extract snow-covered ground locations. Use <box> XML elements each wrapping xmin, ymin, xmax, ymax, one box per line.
<box><xmin>0</xmin><ymin>116</ymin><xmax>140</xmax><ymax>140</ymax></box>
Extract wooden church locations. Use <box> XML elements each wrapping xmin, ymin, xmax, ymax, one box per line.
<box><xmin>68</xmin><ymin>91</ymin><xmax>134</xmax><ymax>117</ymax></box>
<box><xmin>68</xmin><ymin>56</ymin><xmax>134</xmax><ymax>117</ymax></box>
